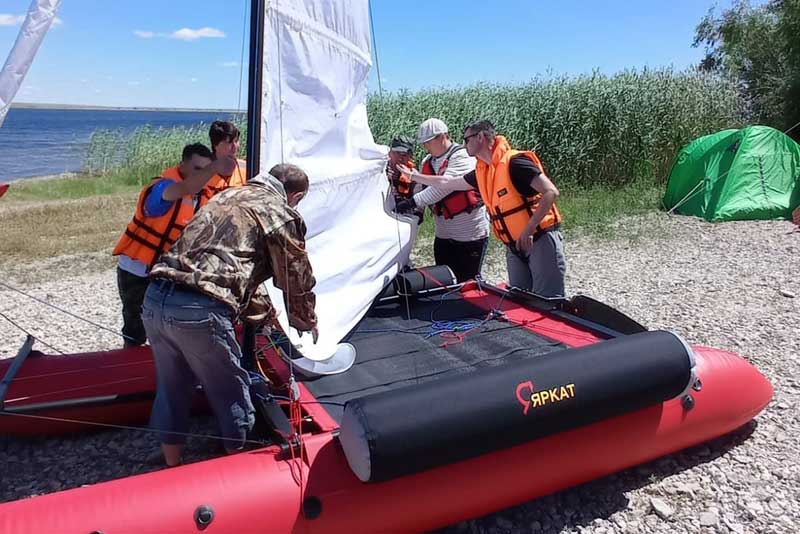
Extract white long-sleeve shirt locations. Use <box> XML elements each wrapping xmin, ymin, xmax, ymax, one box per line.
<box><xmin>414</xmin><ymin>146</ymin><xmax>489</xmax><ymax>242</ymax></box>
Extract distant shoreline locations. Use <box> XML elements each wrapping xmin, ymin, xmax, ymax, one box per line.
<box><xmin>11</xmin><ymin>102</ymin><xmax>242</xmax><ymax>114</ymax></box>
<box><xmin>1</xmin><ymin>172</ymin><xmax>81</xmax><ymax>185</ymax></box>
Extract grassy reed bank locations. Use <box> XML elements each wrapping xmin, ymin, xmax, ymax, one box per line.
<box><xmin>1</xmin><ymin>69</ymin><xmax>743</xmax><ymax>263</ymax></box>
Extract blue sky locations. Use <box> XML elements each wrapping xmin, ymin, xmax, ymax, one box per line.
<box><xmin>0</xmin><ymin>0</ymin><xmax>763</xmax><ymax>109</ymax></box>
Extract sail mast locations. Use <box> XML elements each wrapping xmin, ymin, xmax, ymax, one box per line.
<box><xmin>0</xmin><ymin>0</ymin><xmax>62</xmax><ymax>127</ymax></box>
<box><xmin>241</xmin><ymin>0</ymin><xmax>265</xmax><ymax>369</ymax></box>
<box><xmin>245</xmin><ymin>0</ymin><xmax>265</xmax><ymax>178</ymax></box>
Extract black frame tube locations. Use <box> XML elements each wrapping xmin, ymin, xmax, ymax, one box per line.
<box><xmin>242</xmin><ymin>0</ymin><xmax>265</xmax><ymax>370</ymax></box>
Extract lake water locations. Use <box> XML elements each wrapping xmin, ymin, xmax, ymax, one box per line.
<box><xmin>0</xmin><ymin>108</ymin><xmax>238</xmax><ymax>183</ymax></box>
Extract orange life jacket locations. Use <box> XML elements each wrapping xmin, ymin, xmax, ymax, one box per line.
<box><xmin>421</xmin><ymin>144</ymin><xmax>482</xmax><ymax>219</ymax></box>
<box><xmin>112</xmin><ymin>166</ymin><xmax>203</xmax><ymax>268</ymax></box>
<box><xmin>201</xmin><ymin>161</ymin><xmax>248</xmax><ymax>203</ymax></box>
<box><xmin>474</xmin><ymin>136</ymin><xmax>562</xmax><ymax>247</ymax></box>
<box><xmin>389</xmin><ymin>160</ymin><xmax>416</xmax><ymax>198</ymax></box>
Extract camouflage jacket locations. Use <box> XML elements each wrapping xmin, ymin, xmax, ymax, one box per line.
<box><xmin>150</xmin><ymin>174</ymin><xmax>317</xmax><ymax>327</ymax></box>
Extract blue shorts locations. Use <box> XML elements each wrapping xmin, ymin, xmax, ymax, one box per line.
<box><xmin>142</xmin><ymin>280</ymin><xmax>255</xmax><ymax>448</ymax></box>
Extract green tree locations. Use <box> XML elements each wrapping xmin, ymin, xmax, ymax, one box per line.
<box><xmin>694</xmin><ymin>0</ymin><xmax>800</xmax><ymax>137</ymax></box>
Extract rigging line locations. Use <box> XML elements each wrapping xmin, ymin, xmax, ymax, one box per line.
<box><xmin>666</xmin><ymin>177</ymin><xmax>704</xmax><ymax>215</ymax></box>
<box><xmin>784</xmin><ymin>119</ymin><xmax>800</xmax><ymax>136</ymax></box>
<box><xmin>368</xmin><ymin>0</ymin><xmax>384</xmax><ymax>98</ymax></box>
<box><xmin>270</xmin><ymin>0</ymin><xmax>292</xmax><ymax>365</ymax></box>
<box><xmin>237</xmin><ymin>0</ymin><xmax>250</xmax><ymax>113</ymax></box>
<box><xmin>391</xmin><ymin>207</ymin><xmax>413</xmax><ymax>323</ymax></box>
<box><xmin>0</xmin><ymin>310</ymin><xmax>65</xmax><ymax>355</ymax></box>
<box><xmin>275</xmin><ymin>0</ymin><xmax>286</xmax><ymax>163</ymax></box>
<box><xmin>0</xmin><ymin>280</ymin><xmax>132</xmax><ymax>342</ymax></box>
<box><xmin>0</xmin><ymin>410</ymin><xmax>269</xmax><ymax>447</ymax></box>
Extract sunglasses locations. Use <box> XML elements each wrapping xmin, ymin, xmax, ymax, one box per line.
<box><xmin>463</xmin><ymin>132</ymin><xmax>478</xmax><ymax>143</ymax></box>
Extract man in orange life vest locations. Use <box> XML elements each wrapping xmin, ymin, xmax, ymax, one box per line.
<box><xmin>386</xmin><ymin>135</ymin><xmax>418</xmax><ymax>196</ymax></box>
<box><xmin>395</xmin><ymin>118</ymin><xmax>489</xmax><ymax>282</ymax></box>
<box><xmin>112</xmin><ymin>144</ymin><xmax>237</xmax><ymax>347</ymax></box>
<box><xmin>399</xmin><ymin>120</ymin><xmax>566</xmax><ymax>297</ymax></box>
<box><xmin>202</xmin><ymin>120</ymin><xmax>248</xmax><ymax>204</ymax></box>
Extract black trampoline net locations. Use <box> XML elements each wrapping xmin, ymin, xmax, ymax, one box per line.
<box><xmin>301</xmin><ymin>292</ymin><xmax>567</xmax><ymax>422</ymax></box>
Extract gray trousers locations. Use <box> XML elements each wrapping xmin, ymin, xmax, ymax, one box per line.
<box><xmin>505</xmin><ymin>231</ymin><xmax>566</xmax><ymax>297</ymax></box>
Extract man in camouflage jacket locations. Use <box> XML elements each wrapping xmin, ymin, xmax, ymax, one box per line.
<box><xmin>142</xmin><ymin>163</ymin><xmax>318</xmax><ymax>467</ymax></box>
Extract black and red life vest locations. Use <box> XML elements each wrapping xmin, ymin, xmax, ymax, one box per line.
<box><xmin>421</xmin><ymin>144</ymin><xmax>482</xmax><ymax>219</ymax></box>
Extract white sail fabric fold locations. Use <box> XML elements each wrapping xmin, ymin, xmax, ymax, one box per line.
<box><xmin>0</xmin><ymin>0</ymin><xmax>61</xmax><ymax>127</ymax></box>
<box><xmin>260</xmin><ymin>0</ymin><xmax>415</xmax><ymax>361</ymax></box>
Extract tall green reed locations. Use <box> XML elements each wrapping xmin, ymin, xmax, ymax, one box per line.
<box><xmin>83</xmin><ymin>117</ymin><xmax>246</xmax><ymax>187</ymax></box>
<box><xmin>83</xmin><ymin>69</ymin><xmax>745</xmax><ymax>189</ymax></box>
<box><xmin>367</xmin><ymin>68</ymin><xmax>747</xmax><ymax>187</ymax></box>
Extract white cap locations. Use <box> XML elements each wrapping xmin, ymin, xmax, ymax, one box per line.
<box><xmin>416</xmin><ymin>118</ymin><xmax>449</xmax><ymax>143</ymax></box>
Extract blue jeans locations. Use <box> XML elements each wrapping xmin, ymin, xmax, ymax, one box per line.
<box><xmin>142</xmin><ymin>280</ymin><xmax>255</xmax><ymax>448</ymax></box>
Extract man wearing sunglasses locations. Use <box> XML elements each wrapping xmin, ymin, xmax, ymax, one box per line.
<box><xmin>398</xmin><ymin>120</ymin><xmax>565</xmax><ymax>297</ymax></box>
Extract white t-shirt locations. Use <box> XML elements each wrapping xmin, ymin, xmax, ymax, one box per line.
<box><xmin>414</xmin><ymin>145</ymin><xmax>489</xmax><ymax>242</ymax></box>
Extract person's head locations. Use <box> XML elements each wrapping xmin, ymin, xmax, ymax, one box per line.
<box><xmin>178</xmin><ymin>143</ymin><xmax>214</xmax><ymax>178</ymax></box>
<box><xmin>388</xmin><ymin>135</ymin><xmax>414</xmax><ymax>165</ymax></box>
<box><xmin>462</xmin><ymin>120</ymin><xmax>496</xmax><ymax>160</ymax></box>
<box><xmin>209</xmin><ymin>121</ymin><xmax>241</xmax><ymax>158</ymax></box>
<box><xmin>269</xmin><ymin>163</ymin><xmax>310</xmax><ymax>207</ymax></box>
<box><xmin>416</xmin><ymin>118</ymin><xmax>451</xmax><ymax>157</ymax></box>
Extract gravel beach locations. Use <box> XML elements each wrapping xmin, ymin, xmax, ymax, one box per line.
<box><xmin>1</xmin><ymin>213</ymin><xmax>798</xmax><ymax>533</ymax></box>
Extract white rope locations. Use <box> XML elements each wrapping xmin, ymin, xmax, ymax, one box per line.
<box><xmin>666</xmin><ymin>178</ymin><xmax>705</xmax><ymax>215</ymax></box>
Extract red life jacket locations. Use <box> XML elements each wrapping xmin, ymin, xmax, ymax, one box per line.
<box><xmin>421</xmin><ymin>144</ymin><xmax>482</xmax><ymax>219</ymax></box>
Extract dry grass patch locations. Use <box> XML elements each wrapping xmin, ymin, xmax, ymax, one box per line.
<box><xmin>0</xmin><ymin>194</ymin><xmax>136</xmax><ymax>268</ymax></box>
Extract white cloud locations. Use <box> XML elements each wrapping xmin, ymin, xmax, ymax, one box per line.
<box><xmin>134</xmin><ymin>30</ymin><xmax>155</xmax><ymax>38</ymax></box>
<box><xmin>218</xmin><ymin>61</ymin><xmax>239</xmax><ymax>68</ymax></box>
<box><xmin>171</xmin><ymin>27</ymin><xmax>225</xmax><ymax>41</ymax></box>
<box><xmin>0</xmin><ymin>14</ymin><xmax>25</xmax><ymax>26</ymax></box>
<box><xmin>0</xmin><ymin>14</ymin><xmax>62</xmax><ymax>26</ymax></box>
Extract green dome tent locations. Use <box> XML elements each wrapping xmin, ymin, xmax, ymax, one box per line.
<box><xmin>663</xmin><ymin>126</ymin><xmax>800</xmax><ymax>222</ymax></box>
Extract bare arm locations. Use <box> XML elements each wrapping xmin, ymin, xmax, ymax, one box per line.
<box><xmin>161</xmin><ymin>156</ymin><xmax>236</xmax><ymax>201</ymax></box>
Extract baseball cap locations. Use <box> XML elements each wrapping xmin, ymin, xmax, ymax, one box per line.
<box><xmin>389</xmin><ymin>135</ymin><xmax>414</xmax><ymax>153</ymax></box>
<box><xmin>416</xmin><ymin>118</ymin><xmax>449</xmax><ymax>143</ymax></box>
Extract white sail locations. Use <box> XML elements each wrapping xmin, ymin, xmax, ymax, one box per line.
<box><xmin>0</xmin><ymin>0</ymin><xmax>62</xmax><ymax>127</ymax></box>
<box><xmin>261</xmin><ymin>0</ymin><xmax>415</xmax><ymax>361</ymax></box>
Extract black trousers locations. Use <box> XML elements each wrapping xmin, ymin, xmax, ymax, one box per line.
<box><xmin>433</xmin><ymin>237</ymin><xmax>488</xmax><ymax>283</ymax></box>
<box><xmin>116</xmin><ymin>266</ymin><xmax>150</xmax><ymax>347</ymax></box>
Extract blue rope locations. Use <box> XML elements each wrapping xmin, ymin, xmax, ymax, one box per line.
<box><xmin>426</xmin><ymin>319</ymin><xmax>486</xmax><ymax>339</ymax></box>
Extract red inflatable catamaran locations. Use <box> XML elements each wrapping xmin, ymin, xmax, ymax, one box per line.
<box><xmin>0</xmin><ymin>1</ymin><xmax>772</xmax><ymax>531</ymax></box>
<box><xmin>0</xmin><ymin>275</ymin><xmax>772</xmax><ymax>533</ymax></box>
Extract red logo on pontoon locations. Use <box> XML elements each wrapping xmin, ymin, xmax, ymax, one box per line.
<box><xmin>516</xmin><ymin>381</ymin><xmax>535</xmax><ymax>415</ymax></box>
<box><xmin>516</xmin><ymin>380</ymin><xmax>576</xmax><ymax>415</ymax></box>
